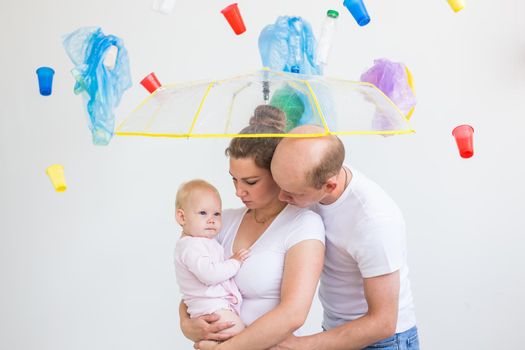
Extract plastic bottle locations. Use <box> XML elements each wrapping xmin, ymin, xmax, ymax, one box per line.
<box><xmin>315</xmin><ymin>10</ymin><xmax>339</xmax><ymax>67</ymax></box>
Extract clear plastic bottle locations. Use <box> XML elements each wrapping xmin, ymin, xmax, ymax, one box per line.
<box><xmin>315</xmin><ymin>10</ymin><xmax>339</xmax><ymax>67</ymax></box>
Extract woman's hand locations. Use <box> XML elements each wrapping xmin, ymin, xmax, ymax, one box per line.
<box><xmin>193</xmin><ymin>340</ymin><xmax>221</xmax><ymax>350</ymax></box>
<box><xmin>181</xmin><ymin>313</ymin><xmax>236</xmax><ymax>342</ymax></box>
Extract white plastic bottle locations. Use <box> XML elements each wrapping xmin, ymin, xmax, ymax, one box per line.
<box><xmin>315</xmin><ymin>10</ymin><xmax>339</xmax><ymax>67</ymax></box>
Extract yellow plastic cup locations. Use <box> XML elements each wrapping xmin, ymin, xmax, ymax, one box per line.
<box><xmin>46</xmin><ymin>164</ymin><xmax>67</xmax><ymax>192</ymax></box>
<box><xmin>447</xmin><ymin>0</ymin><xmax>465</xmax><ymax>13</ymax></box>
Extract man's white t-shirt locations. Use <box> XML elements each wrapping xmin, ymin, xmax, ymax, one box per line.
<box><xmin>312</xmin><ymin>167</ymin><xmax>416</xmax><ymax>333</ymax></box>
<box><xmin>217</xmin><ymin>205</ymin><xmax>325</xmax><ymax>329</ymax></box>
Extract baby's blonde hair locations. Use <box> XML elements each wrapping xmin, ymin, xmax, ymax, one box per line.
<box><xmin>175</xmin><ymin>179</ymin><xmax>221</xmax><ymax>210</ymax></box>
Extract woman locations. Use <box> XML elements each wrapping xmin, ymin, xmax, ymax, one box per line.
<box><xmin>179</xmin><ymin>105</ymin><xmax>325</xmax><ymax>350</ymax></box>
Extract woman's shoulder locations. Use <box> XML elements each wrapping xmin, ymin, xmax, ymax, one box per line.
<box><xmin>284</xmin><ymin>205</ymin><xmax>324</xmax><ymax>224</ymax></box>
<box><xmin>280</xmin><ymin>206</ymin><xmax>325</xmax><ymax>248</ymax></box>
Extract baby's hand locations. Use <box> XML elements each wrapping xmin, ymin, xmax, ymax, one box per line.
<box><xmin>231</xmin><ymin>249</ymin><xmax>250</xmax><ymax>263</ymax></box>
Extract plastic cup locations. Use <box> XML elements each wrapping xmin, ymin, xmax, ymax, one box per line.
<box><xmin>221</xmin><ymin>3</ymin><xmax>246</xmax><ymax>35</ymax></box>
<box><xmin>46</xmin><ymin>164</ymin><xmax>67</xmax><ymax>192</ymax></box>
<box><xmin>36</xmin><ymin>67</ymin><xmax>55</xmax><ymax>96</ymax></box>
<box><xmin>343</xmin><ymin>0</ymin><xmax>371</xmax><ymax>26</ymax></box>
<box><xmin>447</xmin><ymin>0</ymin><xmax>465</xmax><ymax>13</ymax></box>
<box><xmin>452</xmin><ymin>124</ymin><xmax>474</xmax><ymax>158</ymax></box>
<box><xmin>140</xmin><ymin>72</ymin><xmax>162</xmax><ymax>93</ymax></box>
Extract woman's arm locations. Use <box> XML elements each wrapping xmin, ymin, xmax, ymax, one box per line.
<box><xmin>179</xmin><ymin>301</ymin><xmax>236</xmax><ymax>342</ymax></box>
<box><xmin>200</xmin><ymin>239</ymin><xmax>325</xmax><ymax>350</ymax></box>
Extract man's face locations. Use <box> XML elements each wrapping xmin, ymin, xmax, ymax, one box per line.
<box><xmin>271</xmin><ymin>162</ymin><xmax>327</xmax><ymax>208</ymax></box>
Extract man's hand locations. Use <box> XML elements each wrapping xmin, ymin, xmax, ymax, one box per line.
<box><xmin>181</xmin><ymin>313</ymin><xmax>235</xmax><ymax>342</ymax></box>
<box><xmin>194</xmin><ymin>340</ymin><xmax>221</xmax><ymax>350</ymax></box>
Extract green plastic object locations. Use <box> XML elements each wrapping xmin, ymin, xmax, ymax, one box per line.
<box><xmin>327</xmin><ymin>10</ymin><xmax>339</xmax><ymax>18</ymax></box>
<box><xmin>270</xmin><ymin>85</ymin><xmax>305</xmax><ymax>131</ymax></box>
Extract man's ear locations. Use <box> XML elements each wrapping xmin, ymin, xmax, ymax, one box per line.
<box><xmin>175</xmin><ymin>208</ymin><xmax>186</xmax><ymax>226</ymax></box>
<box><xmin>323</xmin><ymin>175</ymin><xmax>338</xmax><ymax>194</ymax></box>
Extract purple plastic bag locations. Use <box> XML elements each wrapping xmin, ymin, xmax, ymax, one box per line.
<box><xmin>360</xmin><ymin>59</ymin><xmax>416</xmax><ymax>133</ymax></box>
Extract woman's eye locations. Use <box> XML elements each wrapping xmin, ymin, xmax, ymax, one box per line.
<box><xmin>246</xmin><ymin>181</ymin><xmax>257</xmax><ymax>185</ymax></box>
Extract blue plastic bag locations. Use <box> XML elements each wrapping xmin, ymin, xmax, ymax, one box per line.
<box><xmin>63</xmin><ymin>27</ymin><xmax>132</xmax><ymax>145</ymax></box>
<box><xmin>258</xmin><ymin>16</ymin><xmax>321</xmax><ymax>75</ymax></box>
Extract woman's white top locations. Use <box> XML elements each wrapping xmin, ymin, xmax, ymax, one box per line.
<box><xmin>217</xmin><ymin>205</ymin><xmax>325</xmax><ymax>328</ymax></box>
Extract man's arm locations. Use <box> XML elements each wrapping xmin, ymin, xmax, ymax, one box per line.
<box><xmin>274</xmin><ymin>271</ymin><xmax>400</xmax><ymax>350</ymax></box>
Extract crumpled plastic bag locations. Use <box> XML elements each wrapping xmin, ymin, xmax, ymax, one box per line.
<box><xmin>360</xmin><ymin>58</ymin><xmax>416</xmax><ymax>133</ymax></box>
<box><xmin>63</xmin><ymin>27</ymin><xmax>132</xmax><ymax>145</ymax></box>
<box><xmin>258</xmin><ymin>16</ymin><xmax>321</xmax><ymax>76</ymax></box>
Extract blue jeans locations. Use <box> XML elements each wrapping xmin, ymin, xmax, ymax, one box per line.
<box><xmin>363</xmin><ymin>326</ymin><xmax>420</xmax><ymax>350</ymax></box>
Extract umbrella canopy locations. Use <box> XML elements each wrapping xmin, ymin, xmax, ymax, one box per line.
<box><xmin>115</xmin><ymin>68</ymin><xmax>414</xmax><ymax>138</ymax></box>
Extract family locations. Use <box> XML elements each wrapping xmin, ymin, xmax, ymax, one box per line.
<box><xmin>174</xmin><ymin>105</ymin><xmax>419</xmax><ymax>350</ymax></box>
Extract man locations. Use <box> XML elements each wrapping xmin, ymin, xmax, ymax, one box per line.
<box><xmin>269</xmin><ymin>125</ymin><xmax>419</xmax><ymax>350</ymax></box>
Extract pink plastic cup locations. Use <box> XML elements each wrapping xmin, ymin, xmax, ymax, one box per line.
<box><xmin>452</xmin><ymin>124</ymin><xmax>474</xmax><ymax>158</ymax></box>
<box><xmin>221</xmin><ymin>3</ymin><xmax>246</xmax><ymax>35</ymax></box>
<box><xmin>140</xmin><ymin>72</ymin><xmax>162</xmax><ymax>93</ymax></box>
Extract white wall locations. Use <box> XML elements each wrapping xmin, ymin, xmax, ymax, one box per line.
<box><xmin>1</xmin><ymin>0</ymin><xmax>524</xmax><ymax>349</ymax></box>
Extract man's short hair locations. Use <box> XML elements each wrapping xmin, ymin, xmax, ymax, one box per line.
<box><xmin>306</xmin><ymin>136</ymin><xmax>345</xmax><ymax>189</ymax></box>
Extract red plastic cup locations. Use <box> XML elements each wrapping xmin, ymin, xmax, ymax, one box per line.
<box><xmin>452</xmin><ymin>124</ymin><xmax>474</xmax><ymax>158</ymax></box>
<box><xmin>221</xmin><ymin>3</ymin><xmax>246</xmax><ymax>35</ymax></box>
<box><xmin>140</xmin><ymin>72</ymin><xmax>162</xmax><ymax>93</ymax></box>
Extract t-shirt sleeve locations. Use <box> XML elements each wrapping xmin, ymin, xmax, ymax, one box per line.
<box><xmin>350</xmin><ymin>213</ymin><xmax>406</xmax><ymax>278</ymax></box>
<box><xmin>284</xmin><ymin>210</ymin><xmax>326</xmax><ymax>250</ymax></box>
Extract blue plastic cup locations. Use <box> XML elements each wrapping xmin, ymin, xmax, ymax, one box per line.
<box><xmin>343</xmin><ymin>0</ymin><xmax>371</xmax><ymax>26</ymax></box>
<box><xmin>36</xmin><ymin>67</ymin><xmax>55</xmax><ymax>96</ymax></box>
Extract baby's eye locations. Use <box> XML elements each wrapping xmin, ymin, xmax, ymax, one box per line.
<box><xmin>214</xmin><ymin>212</ymin><xmax>221</xmax><ymax>217</ymax></box>
<box><xmin>199</xmin><ymin>211</ymin><xmax>207</xmax><ymax>215</ymax></box>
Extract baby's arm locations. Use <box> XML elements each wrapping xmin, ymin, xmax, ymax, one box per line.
<box><xmin>184</xmin><ymin>245</ymin><xmax>249</xmax><ymax>285</ymax></box>
<box><xmin>230</xmin><ymin>248</ymin><xmax>250</xmax><ymax>263</ymax></box>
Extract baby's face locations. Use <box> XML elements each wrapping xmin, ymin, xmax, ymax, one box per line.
<box><xmin>181</xmin><ymin>190</ymin><xmax>222</xmax><ymax>238</ymax></box>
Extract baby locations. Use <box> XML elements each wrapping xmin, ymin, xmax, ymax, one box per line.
<box><xmin>174</xmin><ymin>179</ymin><xmax>248</xmax><ymax>335</ymax></box>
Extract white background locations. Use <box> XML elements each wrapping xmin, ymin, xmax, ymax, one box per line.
<box><xmin>1</xmin><ymin>0</ymin><xmax>525</xmax><ymax>349</ymax></box>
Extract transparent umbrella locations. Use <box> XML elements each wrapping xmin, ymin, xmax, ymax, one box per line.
<box><xmin>115</xmin><ymin>68</ymin><xmax>414</xmax><ymax>139</ymax></box>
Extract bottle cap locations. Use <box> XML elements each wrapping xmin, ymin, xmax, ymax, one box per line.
<box><xmin>327</xmin><ymin>10</ymin><xmax>339</xmax><ymax>18</ymax></box>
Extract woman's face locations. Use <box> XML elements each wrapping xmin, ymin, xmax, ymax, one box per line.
<box><xmin>229</xmin><ymin>157</ymin><xmax>281</xmax><ymax>209</ymax></box>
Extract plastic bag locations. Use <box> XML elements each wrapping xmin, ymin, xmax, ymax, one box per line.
<box><xmin>360</xmin><ymin>58</ymin><xmax>416</xmax><ymax>133</ymax></box>
<box><xmin>258</xmin><ymin>16</ymin><xmax>321</xmax><ymax>76</ymax></box>
<box><xmin>63</xmin><ymin>27</ymin><xmax>132</xmax><ymax>145</ymax></box>
<box><xmin>360</xmin><ymin>58</ymin><xmax>416</xmax><ymax>117</ymax></box>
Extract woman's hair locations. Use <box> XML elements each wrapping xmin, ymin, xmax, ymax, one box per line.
<box><xmin>225</xmin><ymin>105</ymin><xmax>286</xmax><ymax>171</ymax></box>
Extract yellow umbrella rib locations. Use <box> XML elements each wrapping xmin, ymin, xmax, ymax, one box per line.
<box><xmin>303</xmin><ymin>80</ymin><xmax>331</xmax><ymax>133</ymax></box>
<box><xmin>187</xmin><ymin>82</ymin><xmax>215</xmax><ymax>136</ymax></box>
<box><xmin>114</xmin><ymin>131</ymin><xmax>332</xmax><ymax>138</ymax></box>
<box><xmin>225</xmin><ymin>82</ymin><xmax>253</xmax><ymax>134</ymax></box>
